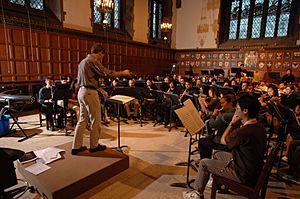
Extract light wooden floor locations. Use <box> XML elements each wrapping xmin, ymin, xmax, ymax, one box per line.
<box><xmin>1</xmin><ymin>112</ymin><xmax>299</xmax><ymax>199</ymax></box>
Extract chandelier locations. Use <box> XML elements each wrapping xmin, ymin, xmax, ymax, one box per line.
<box><xmin>97</xmin><ymin>0</ymin><xmax>114</xmax><ymax>13</ymax></box>
<box><xmin>160</xmin><ymin>22</ymin><xmax>172</xmax><ymax>32</ymax></box>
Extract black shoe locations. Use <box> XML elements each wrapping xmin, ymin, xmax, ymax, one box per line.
<box><xmin>132</xmin><ymin>116</ymin><xmax>137</xmax><ymax>121</ymax></box>
<box><xmin>49</xmin><ymin>126</ymin><xmax>55</xmax><ymax>131</ymax></box>
<box><xmin>71</xmin><ymin>146</ymin><xmax>87</xmax><ymax>155</ymax></box>
<box><xmin>89</xmin><ymin>144</ymin><xmax>107</xmax><ymax>152</ymax></box>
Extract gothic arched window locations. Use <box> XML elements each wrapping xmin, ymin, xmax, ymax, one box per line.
<box><xmin>149</xmin><ymin>0</ymin><xmax>163</xmax><ymax>39</ymax></box>
<box><xmin>228</xmin><ymin>0</ymin><xmax>294</xmax><ymax>40</ymax></box>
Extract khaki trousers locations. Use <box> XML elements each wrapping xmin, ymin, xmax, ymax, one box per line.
<box><xmin>72</xmin><ymin>88</ymin><xmax>101</xmax><ymax>149</ymax></box>
<box><xmin>194</xmin><ymin>151</ymin><xmax>242</xmax><ymax>194</ymax></box>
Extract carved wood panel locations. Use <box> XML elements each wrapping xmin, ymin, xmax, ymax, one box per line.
<box><xmin>0</xmin><ymin>25</ymin><xmax>175</xmax><ymax>85</ymax></box>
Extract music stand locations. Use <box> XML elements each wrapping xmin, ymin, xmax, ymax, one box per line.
<box><xmin>150</xmin><ymin>89</ymin><xmax>165</xmax><ymax>127</ymax></box>
<box><xmin>114</xmin><ymin>87</ymin><xmax>153</xmax><ymax>127</ymax></box>
<box><xmin>231</xmin><ymin>67</ymin><xmax>241</xmax><ymax>74</ymax></box>
<box><xmin>201</xmin><ymin>70</ymin><xmax>209</xmax><ymax>75</ymax></box>
<box><xmin>170</xmin><ymin>102</ymin><xmax>205</xmax><ymax>188</ymax></box>
<box><xmin>163</xmin><ymin>92</ymin><xmax>182</xmax><ymax>132</ymax></box>
<box><xmin>52</xmin><ymin>84</ymin><xmax>72</xmax><ymax>135</ymax></box>
<box><xmin>106</xmin><ymin>95</ymin><xmax>135</xmax><ymax>152</ymax></box>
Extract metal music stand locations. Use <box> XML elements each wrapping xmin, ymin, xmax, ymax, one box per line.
<box><xmin>106</xmin><ymin>95</ymin><xmax>134</xmax><ymax>152</ymax></box>
<box><xmin>150</xmin><ymin>89</ymin><xmax>165</xmax><ymax>127</ymax></box>
<box><xmin>0</xmin><ymin>94</ymin><xmax>36</xmax><ymax>142</ymax></box>
<box><xmin>170</xmin><ymin>104</ymin><xmax>205</xmax><ymax>189</ymax></box>
<box><xmin>52</xmin><ymin>84</ymin><xmax>72</xmax><ymax>135</ymax></box>
<box><xmin>113</xmin><ymin>87</ymin><xmax>153</xmax><ymax>127</ymax></box>
<box><xmin>163</xmin><ymin>92</ymin><xmax>182</xmax><ymax>132</ymax></box>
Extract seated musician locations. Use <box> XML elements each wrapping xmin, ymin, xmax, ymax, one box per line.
<box><xmin>160</xmin><ymin>76</ymin><xmax>170</xmax><ymax>92</ymax></box>
<box><xmin>195</xmin><ymin>79</ymin><xmax>203</xmax><ymax>94</ymax></box>
<box><xmin>143</xmin><ymin>79</ymin><xmax>158</xmax><ymax>119</ymax></box>
<box><xmin>179</xmin><ymin>79</ymin><xmax>198</xmax><ymax>103</ymax></box>
<box><xmin>157</xmin><ymin>81</ymin><xmax>181</xmax><ymax>125</ymax></box>
<box><xmin>199</xmin><ymin>94</ymin><xmax>237</xmax><ymax>159</ymax></box>
<box><xmin>281</xmin><ymin>68</ymin><xmax>295</xmax><ymax>85</ymax></box>
<box><xmin>281</xmin><ymin>85</ymin><xmax>298</xmax><ymax>111</ymax></box>
<box><xmin>203</xmin><ymin>87</ymin><xmax>220</xmax><ymax>118</ymax></box>
<box><xmin>167</xmin><ymin>81</ymin><xmax>180</xmax><ymax>95</ymax></box>
<box><xmin>38</xmin><ymin>76</ymin><xmax>65</xmax><ymax>131</ymax></box>
<box><xmin>183</xmin><ymin>94</ymin><xmax>267</xmax><ymax>199</ymax></box>
<box><xmin>258</xmin><ymin>84</ymin><xmax>280</xmax><ymax>128</ymax></box>
<box><xmin>146</xmin><ymin>78</ymin><xmax>158</xmax><ymax>90</ymax></box>
<box><xmin>124</xmin><ymin>79</ymin><xmax>140</xmax><ymax>120</ymax></box>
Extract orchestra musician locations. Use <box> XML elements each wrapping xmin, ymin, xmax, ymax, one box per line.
<box><xmin>281</xmin><ymin>68</ymin><xmax>295</xmax><ymax>85</ymax></box>
<box><xmin>199</xmin><ymin>94</ymin><xmax>237</xmax><ymax>159</ymax></box>
<box><xmin>167</xmin><ymin>81</ymin><xmax>180</xmax><ymax>95</ymax></box>
<box><xmin>179</xmin><ymin>79</ymin><xmax>198</xmax><ymax>103</ymax></box>
<box><xmin>124</xmin><ymin>79</ymin><xmax>140</xmax><ymax>121</ymax></box>
<box><xmin>281</xmin><ymin>85</ymin><xmax>298</xmax><ymax>111</ymax></box>
<box><xmin>38</xmin><ymin>76</ymin><xmax>65</xmax><ymax>131</ymax></box>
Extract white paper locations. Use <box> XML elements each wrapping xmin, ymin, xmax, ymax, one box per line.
<box><xmin>34</xmin><ymin>147</ymin><xmax>65</xmax><ymax>164</ymax></box>
<box><xmin>109</xmin><ymin>95</ymin><xmax>135</xmax><ymax>104</ymax></box>
<box><xmin>25</xmin><ymin>162</ymin><xmax>51</xmax><ymax>175</ymax></box>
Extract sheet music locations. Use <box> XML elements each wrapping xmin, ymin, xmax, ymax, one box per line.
<box><xmin>109</xmin><ymin>95</ymin><xmax>135</xmax><ymax>104</ymax></box>
<box><xmin>198</xmin><ymin>96</ymin><xmax>207</xmax><ymax>112</ymax></box>
<box><xmin>183</xmin><ymin>99</ymin><xmax>202</xmax><ymax>119</ymax></box>
<box><xmin>34</xmin><ymin>147</ymin><xmax>65</xmax><ymax>165</ymax></box>
<box><xmin>25</xmin><ymin>162</ymin><xmax>51</xmax><ymax>175</ymax></box>
<box><xmin>175</xmin><ymin>105</ymin><xmax>205</xmax><ymax>136</ymax></box>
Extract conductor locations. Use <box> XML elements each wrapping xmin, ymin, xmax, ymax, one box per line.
<box><xmin>71</xmin><ymin>43</ymin><xmax>131</xmax><ymax>155</ymax></box>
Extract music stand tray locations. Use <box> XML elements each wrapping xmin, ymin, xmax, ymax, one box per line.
<box><xmin>106</xmin><ymin>95</ymin><xmax>135</xmax><ymax>152</ymax></box>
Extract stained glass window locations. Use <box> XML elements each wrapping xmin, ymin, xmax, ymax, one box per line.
<box><xmin>265</xmin><ymin>0</ymin><xmax>278</xmax><ymax>37</ymax></box>
<box><xmin>93</xmin><ymin>0</ymin><xmax>101</xmax><ymax>24</ymax></box>
<box><xmin>93</xmin><ymin>0</ymin><xmax>121</xmax><ymax>29</ymax></box>
<box><xmin>149</xmin><ymin>0</ymin><xmax>164</xmax><ymax>40</ymax></box>
<box><xmin>158</xmin><ymin>3</ymin><xmax>162</xmax><ymax>39</ymax></box>
<box><xmin>251</xmin><ymin>0</ymin><xmax>263</xmax><ymax>38</ymax></box>
<box><xmin>9</xmin><ymin>0</ymin><xmax>44</xmax><ymax>10</ymax></box>
<box><xmin>152</xmin><ymin>1</ymin><xmax>157</xmax><ymax>38</ymax></box>
<box><xmin>277</xmin><ymin>0</ymin><xmax>292</xmax><ymax>37</ymax></box>
<box><xmin>228</xmin><ymin>0</ymin><xmax>293</xmax><ymax>40</ymax></box>
<box><xmin>9</xmin><ymin>0</ymin><xmax>25</xmax><ymax>6</ymax></box>
<box><xmin>239</xmin><ymin>0</ymin><xmax>250</xmax><ymax>39</ymax></box>
<box><xmin>114</xmin><ymin>0</ymin><xmax>120</xmax><ymax>29</ymax></box>
<box><xmin>229</xmin><ymin>0</ymin><xmax>240</xmax><ymax>39</ymax></box>
<box><xmin>30</xmin><ymin>0</ymin><xmax>43</xmax><ymax>10</ymax></box>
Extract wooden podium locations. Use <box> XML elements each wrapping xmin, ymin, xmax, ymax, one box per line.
<box><xmin>17</xmin><ymin>142</ymin><xmax>129</xmax><ymax>199</ymax></box>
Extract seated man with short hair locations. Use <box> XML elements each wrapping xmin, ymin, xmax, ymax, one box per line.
<box><xmin>124</xmin><ymin>79</ymin><xmax>140</xmax><ymax>120</ymax></box>
<box><xmin>183</xmin><ymin>94</ymin><xmax>267</xmax><ymax>199</ymax></box>
<box><xmin>38</xmin><ymin>76</ymin><xmax>65</xmax><ymax>131</ymax></box>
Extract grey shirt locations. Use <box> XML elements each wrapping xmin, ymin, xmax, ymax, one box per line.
<box><xmin>77</xmin><ymin>54</ymin><xmax>114</xmax><ymax>89</ymax></box>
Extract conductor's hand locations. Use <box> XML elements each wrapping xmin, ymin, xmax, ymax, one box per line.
<box><xmin>122</xmin><ymin>69</ymin><xmax>131</xmax><ymax>76</ymax></box>
<box><xmin>101</xmin><ymin>90</ymin><xmax>109</xmax><ymax>98</ymax></box>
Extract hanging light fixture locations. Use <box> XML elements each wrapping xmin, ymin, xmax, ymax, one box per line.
<box><xmin>97</xmin><ymin>0</ymin><xmax>114</xmax><ymax>14</ymax></box>
<box><xmin>160</xmin><ymin>18</ymin><xmax>172</xmax><ymax>32</ymax></box>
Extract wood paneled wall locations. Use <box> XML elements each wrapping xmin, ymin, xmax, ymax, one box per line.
<box><xmin>0</xmin><ymin>25</ymin><xmax>175</xmax><ymax>86</ymax></box>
